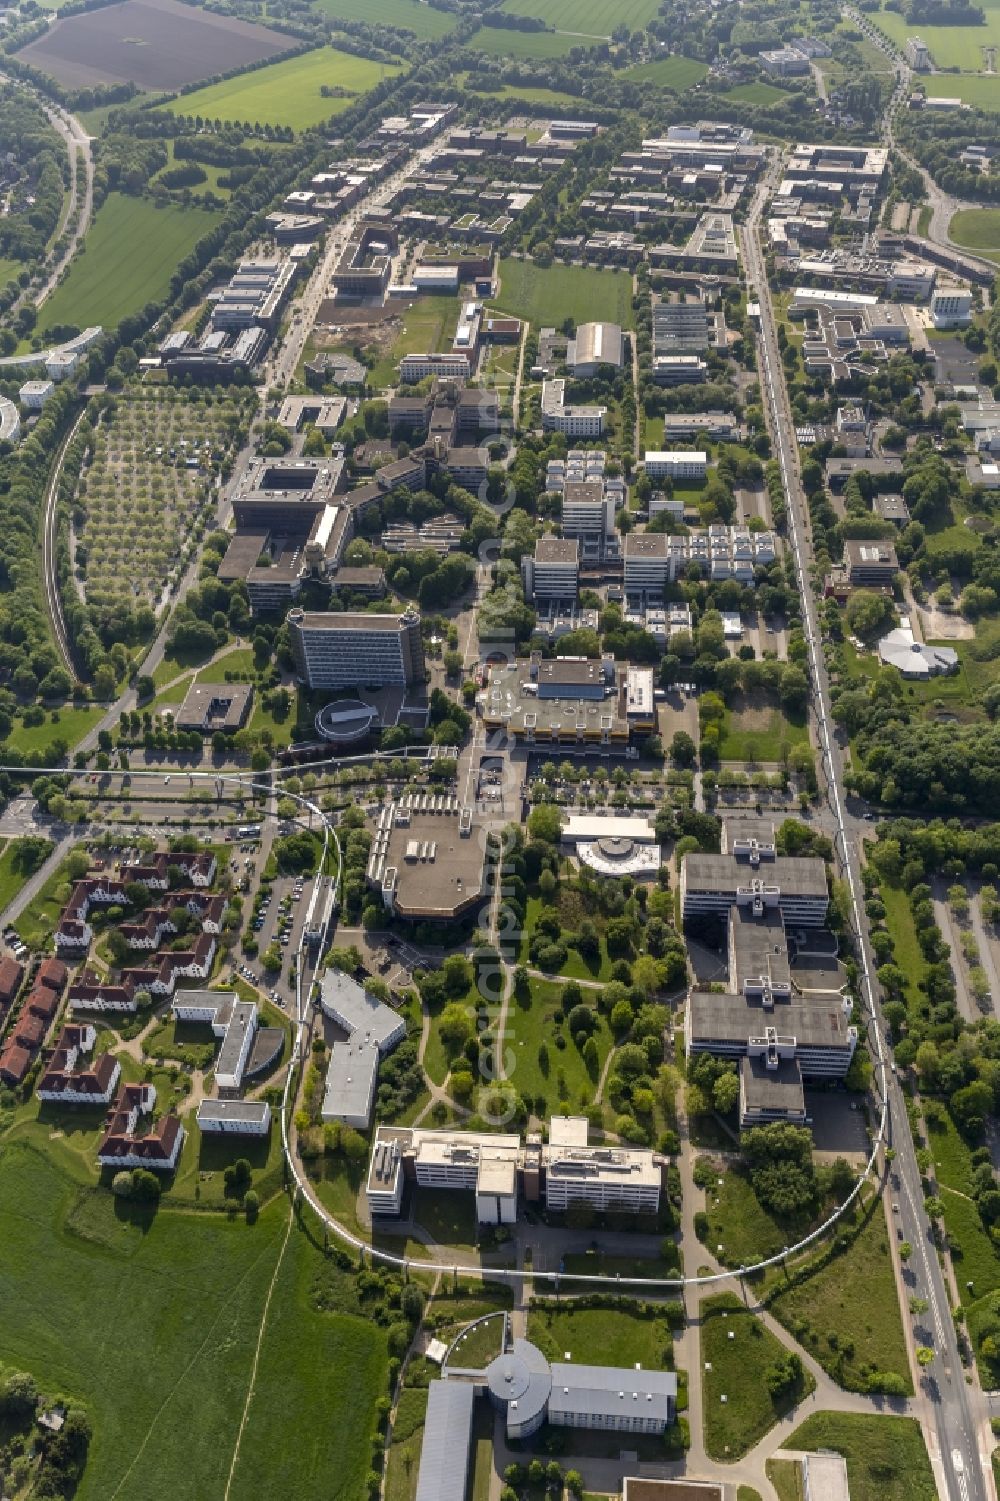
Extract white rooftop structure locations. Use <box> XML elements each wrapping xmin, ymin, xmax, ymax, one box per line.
<box><xmin>319</xmin><ymin>968</ymin><xmax>406</xmax><ymax>1127</ymax></box>
<box><xmin>877</xmin><ymin>623</ymin><xmax>958</xmax><ymax>679</ymax></box>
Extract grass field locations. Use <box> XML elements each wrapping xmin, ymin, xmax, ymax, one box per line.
<box><xmin>151</xmin><ymin>138</ymin><xmax>232</xmax><ymax>200</ymax></box>
<box><xmin>780</xmin><ymin>1412</ymin><xmax>936</xmax><ymax>1501</ymax></box>
<box><xmin>456</xmin><ymin>73</ymin><xmax>584</xmax><ymax>107</ymax></box>
<box><xmin>923</xmin><ymin>72</ymin><xmax>1000</xmax><ymax>108</ymax></box>
<box><xmin>720</xmin><ymin>703</ymin><xmax>809</xmax><ymax>763</ymax></box>
<box><xmin>496</xmin><ymin>257</ymin><xmax>633</xmax><ymax>329</ymax></box>
<box><xmin>950</xmin><ymin>207</ymin><xmax>1000</xmax><ymax>255</ymax></box>
<box><xmin>503</xmin><ymin>975</ymin><xmax>614</xmax><ymax>1119</ymax></box>
<box><xmin>385</xmin><ymin>1387</ymin><xmax>428</xmax><ymax>1501</ymax></box>
<box><xmin>6</xmin><ymin>705</ymin><xmax>104</xmax><ymax>759</ymax></box>
<box><xmin>161</xmin><ymin>47</ymin><xmax>401</xmax><ymax>130</ymax></box>
<box><xmin>624</xmin><ymin>55</ymin><xmax>709</xmax><ymax>88</ymax></box>
<box><xmin>767</xmin><ymin>1198</ymin><xmax>913</xmax><ymax>1393</ymax></box>
<box><xmin>500</xmin><ymin>0</ymin><xmax>660</xmax><ymax>31</ymax></box>
<box><xmin>876</xmin><ymin>3</ymin><xmax>1000</xmax><ymax>71</ymax></box>
<box><xmin>725</xmin><ymin>80</ymin><xmax>788</xmax><ymax>105</ymax></box>
<box><xmin>313</xmin><ymin>0</ymin><xmax>456</xmax><ymax>36</ymax></box>
<box><xmin>529</xmin><ymin>1300</ymin><xmax>676</xmax><ymax>1370</ymax></box>
<box><xmin>0</xmin><ymin>838</ymin><xmax>53</xmax><ymax>918</ymax></box>
<box><xmin>15</xmin><ymin>849</ymin><xmax>84</xmax><ymax>949</ymax></box>
<box><xmin>0</xmin><ymin>1137</ymin><xmax>387</xmax><ymax>1500</ymax></box>
<box><xmin>767</xmin><ymin>1459</ymin><xmax>805</xmax><ymax>1501</ymax></box>
<box><xmin>701</xmin><ymin>1293</ymin><xmax>813</xmax><ymax>1460</ymax></box>
<box><xmin>701</xmin><ymin>1168</ymin><xmax>799</xmax><ymax>1267</ymax></box>
<box><xmin>0</xmin><ymin>256</ymin><xmax>22</xmax><ymax>289</ymax></box>
<box><xmin>40</xmin><ymin>194</ymin><xmax>217</xmax><ymax>336</ymax></box>
<box><xmin>468</xmin><ymin>27</ymin><xmax>602</xmax><ymax>58</ymax></box>
<box><xmin>369</xmin><ymin>296</ymin><xmax>457</xmax><ymax>387</ymax></box>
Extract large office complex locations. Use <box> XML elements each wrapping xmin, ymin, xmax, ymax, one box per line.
<box><xmin>287</xmin><ymin>608</ymin><xmax>425</xmax><ymax>690</ymax></box>
<box><xmin>366</xmin><ymin>1115</ymin><xmax>664</xmax><ymax>1221</ymax></box>
<box><xmin>682</xmin><ymin>835</ymin><xmax>854</xmax><ymax>1126</ymax></box>
<box><xmin>521</xmin><ymin>536</ymin><xmax>580</xmax><ymax>601</ymax></box>
<box><xmin>624</xmin><ymin>526</ymin><xmax>776</xmax><ymax>592</ymax></box>
<box><xmin>541</xmin><ymin>379</ymin><xmax>606</xmax><ymax>437</ymax></box>
<box><xmin>366</xmin><ymin>795</ymin><xmax>487</xmax><ymax>921</ymax></box>
<box><xmin>481</xmin><ymin>657</ymin><xmax>655</xmax><ymax>755</ymax></box>
<box><xmin>318</xmin><ymin>969</ymin><xmax>407</xmax><ymax>1128</ymax></box>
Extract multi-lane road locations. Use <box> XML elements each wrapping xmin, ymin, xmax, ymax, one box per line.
<box><xmin>744</xmin><ymin>154</ymin><xmax>991</xmax><ymax>1501</ymax></box>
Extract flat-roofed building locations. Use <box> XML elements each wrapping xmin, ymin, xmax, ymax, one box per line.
<box><xmin>681</xmin><ymin>851</ymin><xmax>829</xmax><ymax>926</ymax></box>
<box><xmin>930</xmin><ymin>284</ymin><xmax>973</xmax><ymax>328</ymax></box>
<box><xmin>175</xmin><ymin>681</ymin><xmax>253</xmax><ymax>734</ymax></box>
<box><xmin>171</xmin><ymin>990</ymin><xmax>258</xmax><ymax>1093</ymax></box>
<box><xmin>844</xmin><ymin>538</ymin><xmax>899</xmax><ymax>586</ymax></box>
<box><xmin>197</xmin><ymin>1099</ymin><xmax>271</xmax><ymax>1135</ymax></box>
<box><xmin>367</xmin><ymin>796</ymin><xmax>488</xmax><ymax>922</ymax></box>
<box><xmin>521</xmin><ymin>536</ymin><xmax>580</xmax><ymax>602</ymax></box>
<box><xmin>287</xmin><ymin>607</ymin><xmax>425</xmax><ymax>690</ymax></box>
<box><xmin>481</xmin><ymin>658</ymin><xmax>636</xmax><ymax>755</ymax></box>
<box><xmin>318</xmin><ymin>968</ymin><xmax>406</xmax><ymax>1129</ymax></box>
<box><xmin>399</xmin><ymin>352</ymin><xmax>470</xmax><ymax>382</ymax></box>
<box><xmin>541</xmin><ymin>379</ymin><xmax>606</xmax><ymax>437</ymax></box>
<box><xmin>644</xmin><ymin>450</ymin><xmax>707</xmax><ymax>480</ymax></box>
<box><xmin>544</xmin><ymin>1135</ymin><xmax>662</xmax><ymax>1213</ymax></box>
<box><xmin>561</xmin><ymin>479</ymin><xmax>617</xmax><ymax>561</ymax></box>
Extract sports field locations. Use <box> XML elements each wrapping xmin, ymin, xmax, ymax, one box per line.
<box><xmin>0</xmin><ymin>1134</ymin><xmax>388</xmax><ymax>1501</ymax></box>
<box><xmin>496</xmin><ymin>257</ymin><xmax>634</xmax><ymax>329</ymax></box>
<box><xmin>161</xmin><ymin>47</ymin><xmax>401</xmax><ymax>130</ymax></box>
<box><xmin>923</xmin><ymin>71</ymin><xmax>1000</xmax><ymax>107</ymax></box>
<box><xmin>624</xmin><ymin>54</ymin><xmax>709</xmax><ymax>88</ymax></box>
<box><xmin>876</xmin><ymin>1</ymin><xmax>1000</xmax><ymax>71</ymax></box>
<box><xmin>468</xmin><ymin>26</ymin><xmax>600</xmax><ymax>57</ymax></box>
<box><xmin>499</xmin><ymin>0</ymin><xmax>659</xmax><ymax>31</ymax></box>
<box><xmin>312</xmin><ymin>0</ymin><xmax>456</xmax><ymax>36</ymax></box>
<box><xmin>40</xmin><ymin>194</ymin><xmax>217</xmax><ymax>335</ymax></box>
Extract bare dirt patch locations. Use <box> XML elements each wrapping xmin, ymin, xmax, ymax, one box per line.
<box><xmin>916</xmin><ymin>601</ymin><xmax>974</xmax><ymax>640</ymax></box>
<box><xmin>18</xmin><ymin>0</ymin><xmax>290</xmax><ymax>91</ymax></box>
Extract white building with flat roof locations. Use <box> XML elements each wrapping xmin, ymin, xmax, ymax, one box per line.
<box><xmin>19</xmin><ymin>379</ymin><xmax>54</xmax><ymax>410</ymax></box>
<box><xmin>541</xmin><ymin>379</ymin><xmax>606</xmax><ymax>437</ymax></box>
<box><xmin>643</xmin><ymin>450</ymin><xmax>707</xmax><ymax>480</ymax></box>
<box><xmin>319</xmin><ymin>968</ymin><xmax>407</xmax><ymax>1128</ymax></box>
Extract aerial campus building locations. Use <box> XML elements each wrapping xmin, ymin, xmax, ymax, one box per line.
<box><xmin>366</xmin><ymin>1115</ymin><xmax>665</xmax><ymax>1222</ymax></box>
<box><xmin>682</xmin><ymin>833</ymin><xmax>857</xmax><ymax>1126</ymax></box>
<box><xmin>318</xmin><ymin>969</ymin><xmax>406</xmax><ymax>1129</ymax></box>
<box><xmin>415</xmin><ymin>1328</ymin><xmax>677</xmax><ymax>1501</ymax></box>
<box><xmin>170</xmin><ymin>990</ymin><xmax>283</xmax><ymax>1135</ymax></box>
<box><xmin>287</xmin><ymin>608</ymin><xmax>426</xmax><ymax>691</ymax></box>
<box><xmin>366</xmin><ymin>794</ymin><xmax>487</xmax><ymax>922</ymax></box>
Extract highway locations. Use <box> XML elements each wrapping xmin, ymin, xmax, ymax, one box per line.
<box><xmin>743</xmin><ymin>154</ymin><xmax>991</xmax><ymax>1501</ymax></box>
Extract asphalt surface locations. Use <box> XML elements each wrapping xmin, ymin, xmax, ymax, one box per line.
<box><xmin>743</xmin><ymin>160</ymin><xmax>989</xmax><ymax>1501</ymax></box>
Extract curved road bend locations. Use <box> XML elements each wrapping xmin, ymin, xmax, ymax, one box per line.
<box><xmin>742</xmin><ymin>161</ymin><xmax>991</xmax><ymax>1501</ymax></box>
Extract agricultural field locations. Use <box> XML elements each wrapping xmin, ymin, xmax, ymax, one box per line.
<box><xmin>72</xmin><ymin>388</ymin><xmax>254</xmax><ymax>615</ymax></box>
<box><xmin>161</xmin><ymin>47</ymin><xmax>401</xmax><ymax>131</ymax></box>
<box><xmin>624</xmin><ymin>55</ymin><xmax>710</xmax><ymax>89</ymax></box>
<box><xmin>875</xmin><ymin>2</ymin><xmax>1000</xmax><ymax>71</ymax></box>
<box><xmin>312</xmin><ymin>0</ymin><xmax>457</xmax><ymax>37</ymax></box>
<box><xmin>39</xmin><ymin>194</ymin><xmax>217</xmax><ymax>337</ymax></box>
<box><xmin>499</xmin><ymin>0</ymin><xmax>660</xmax><ymax>33</ymax></box>
<box><xmin>0</xmin><ymin>1134</ymin><xmax>388</xmax><ymax>1501</ymax></box>
<box><xmin>16</xmin><ymin>0</ymin><xmax>290</xmax><ymax>91</ymax></box>
<box><xmin>496</xmin><ymin>257</ymin><xmax>633</xmax><ymax>329</ymax></box>
<box><xmin>468</xmin><ymin>27</ymin><xmax>600</xmax><ymax>58</ymax></box>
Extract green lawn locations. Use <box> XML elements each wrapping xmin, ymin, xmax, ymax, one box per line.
<box><xmin>0</xmin><ymin>256</ymin><xmax>22</xmax><ymax>289</ymax></box>
<box><xmin>876</xmin><ymin>2</ymin><xmax>1000</xmax><ymax>69</ymax></box>
<box><xmin>923</xmin><ymin>72</ymin><xmax>1000</xmax><ymax>107</ymax></box>
<box><xmin>468</xmin><ymin>26</ymin><xmax>604</xmax><ymax>56</ymax></box>
<box><xmin>446</xmin><ymin>1312</ymin><xmax>505</xmax><ymax>1369</ymax></box>
<box><xmin>880</xmin><ymin>885</ymin><xmax>929</xmax><ymax>1024</ymax></box>
<box><xmin>767</xmin><ymin>1196</ymin><xmax>912</xmax><ymax>1393</ymax></box>
<box><xmin>561</xmin><ymin>1250</ymin><xmax>670</xmax><ymax>1280</ymax></box>
<box><xmin>0</xmin><ymin>837</ymin><xmax>53</xmax><ymax>915</ymax></box>
<box><xmin>701</xmin><ymin>1293</ymin><xmax>814</xmax><ymax>1461</ymax></box>
<box><xmin>0</xmin><ymin>1136</ymin><xmax>388</xmax><ymax>1501</ymax></box>
<box><xmin>411</xmin><ymin>1186</ymin><xmax>477</xmax><ymax>1249</ymax></box>
<box><xmin>369</xmin><ymin>296</ymin><xmax>458</xmax><ymax>387</ymax></box>
<box><xmin>160</xmin><ymin>47</ymin><xmax>401</xmax><ymax>130</ymax></box>
<box><xmin>150</xmin><ymin>138</ymin><xmax>231</xmax><ymax>201</ymax></box>
<box><xmin>766</xmin><ymin>1459</ymin><xmax>805</xmax><ymax>1501</ymax></box>
<box><xmin>950</xmin><ymin>207</ymin><xmax>1000</xmax><ymax>256</ymax></box>
<box><xmin>496</xmin><ymin>257</ymin><xmax>633</xmax><ymax>329</ymax></box>
<box><xmin>15</xmin><ymin>849</ymin><xmax>85</xmax><ymax>949</ymax></box>
<box><xmin>500</xmin><ymin>0</ymin><xmax>660</xmax><ymax>28</ymax></box>
<box><xmin>720</xmin><ymin>704</ymin><xmax>809</xmax><ymax>763</ymax></box>
<box><xmin>625</xmin><ymin>54</ymin><xmax>709</xmax><ymax>88</ymax></box>
<box><xmin>780</xmin><ymin>1412</ymin><xmax>936</xmax><ymax>1501</ymax></box>
<box><xmin>314</xmin><ymin>0</ymin><xmax>456</xmax><ymax>35</ymax></box>
<box><xmin>457</xmin><ymin>74</ymin><xmax>586</xmax><ymax>107</ymax></box>
<box><xmin>725</xmin><ymin>80</ymin><xmax>788</xmax><ymax>104</ymax></box>
<box><xmin>6</xmin><ymin>705</ymin><xmax>104</xmax><ymax>757</ymax></box>
<box><xmin>528</xmin><ymin>1300</ymin><xmax>677</xmax><ymax>1370</ymax></box>
<box><xmin>701</xmin><ymin>1168</ymin><xmax>799</xmax><ymax>1268</ymax></box>
<box><xmin>385</xmin><ymin>1387</ymin><xmax>428</xmax><ymax>1501</ymax></box>
<box><xmin>504</xmin><ymin>976</ymin><xmax>613</xmax><ymax>1119</ymax></box>
<box><xmin>40</xmin><ymin>195</ymin><xmax>217</xmax><ymax>336</ymax></box>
